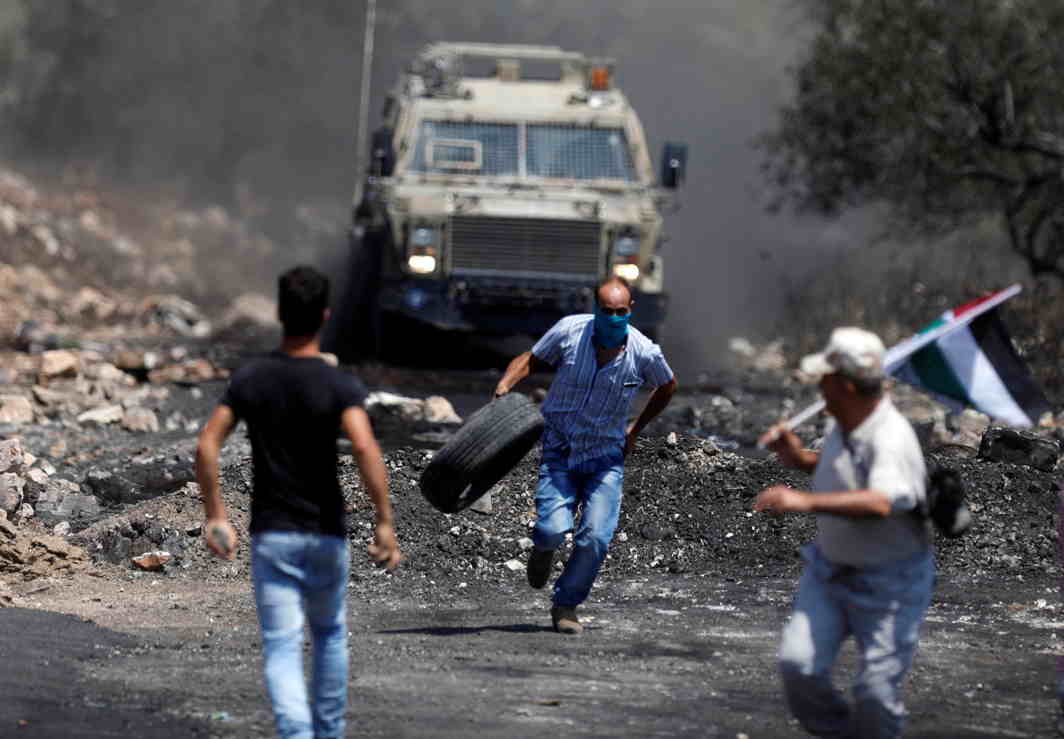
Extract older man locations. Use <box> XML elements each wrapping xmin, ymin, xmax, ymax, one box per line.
<box><xmin>754</xmin><ymin>327</ymin><xmax>934</xmax><ymax>739</ymax></box>
<box><xmin>494</xmin><ymin>277</ymin><xmax>677</xmax><ymax>634</ymax></box>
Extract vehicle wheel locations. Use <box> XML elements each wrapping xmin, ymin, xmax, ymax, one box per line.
<box><xmin>419</xmin><ymin>393</ymin><xmax>545</xmax><ymax>513</ymax></box>
<box><xmin>322</xmin><ymin>228</ymin><xmax>385</xmax><ymax>362</ymax></box>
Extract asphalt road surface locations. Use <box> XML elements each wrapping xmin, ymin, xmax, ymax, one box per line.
<box><xmin>2</xmin><ymin>572</ymin><xmax>1057</xmax><ymax>738</ymax></box>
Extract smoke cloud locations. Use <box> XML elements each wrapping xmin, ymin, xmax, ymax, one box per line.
<box><xmin>0</xmin><ymin>0</ymin><xmax>868</xmax><ymax>375</ymax></box>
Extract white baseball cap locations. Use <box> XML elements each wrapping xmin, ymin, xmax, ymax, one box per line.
<box><xmin>799</xmin><ymin>327</ymin><xmax>886</xmax><ymax>382</ymax></box>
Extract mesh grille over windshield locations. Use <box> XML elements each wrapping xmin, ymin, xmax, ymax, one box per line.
<box><xmin>412</xmin><ymin>121</ymin><xmax>636</xmax><ymax>181</ymax></box>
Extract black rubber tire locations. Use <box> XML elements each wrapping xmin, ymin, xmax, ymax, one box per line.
<box><xmin>321</xmin><ymin>228</ymin><xmax>385</xmax><ymax>362</ymax></box>
<box><xmin>419</xmin><ymin>393</ymin><xmax>545</xmax><ymax>513</ymax></box>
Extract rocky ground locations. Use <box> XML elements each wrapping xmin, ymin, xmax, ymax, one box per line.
<box><xmin>0</xmin><ymin>164</ymin><xmax>1063</xmax><ymax>737</ymax></box>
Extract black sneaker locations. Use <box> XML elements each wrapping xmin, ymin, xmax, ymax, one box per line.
<box><xmin>526</xmin><ymin>548</ymin><xmax>554</xmax><ymax>589</ymax></box>
<box><xmin>550</xmin><ymin>605</ymin><xmax>583</xmax><ymax>634</ymax></box>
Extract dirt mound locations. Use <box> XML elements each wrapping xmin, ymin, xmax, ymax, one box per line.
<box><xmin>68</xmin><ymin>434</ymin><xmax>1060</xmax><ymax>587</ymax></box>
<box><xmin>0</xmin><ymin>512</ymin><xmax>89</xmax><ymax>589</ymax></box>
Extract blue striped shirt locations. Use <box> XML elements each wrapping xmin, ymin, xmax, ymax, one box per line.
<box><xmin>532</xmin><ymin>314</ymin><xmax>674</xmax><ymax>468</ymax></box>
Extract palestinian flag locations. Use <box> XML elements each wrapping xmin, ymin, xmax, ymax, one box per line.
<box><xmin>887</xmin><ymin>284</ymin><xmax>1049</xmax><ymax>427</ymax></box>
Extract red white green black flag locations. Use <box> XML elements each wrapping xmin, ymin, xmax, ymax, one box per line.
<box><xmin>777</xmin><ymin>284</ymin><xmax>1050</xmax><ymax>435</ymax></box>
<box><xmin>886</xmin><ymin>284</ymin><xmax>1049</xmax><ymax>427</ymax></box>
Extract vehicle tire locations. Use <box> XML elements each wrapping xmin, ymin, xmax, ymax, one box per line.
<box><xmin>419</xmin><ymin>393</ymin><xmax>545</xmax><ymax>513</ymax></box>
<box><xmin>322</xmin><ymin>228</ymin><xmax>385</xmax><ymax>362</ymax></box>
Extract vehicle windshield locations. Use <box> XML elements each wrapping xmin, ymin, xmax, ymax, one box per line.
<box><xmin>526</xmin><ymin>124</ymin><xmax>635</xmax><ymax>181</ymax></box>
<box><xmin>413</xmin><ymin>121</ymin><xmax>519</xmax><ymax>175</ymax></box>
<box><xmin>412</xmin><ymin>121</ymin><xmax>636</xmax><ymax>181</ymax></box>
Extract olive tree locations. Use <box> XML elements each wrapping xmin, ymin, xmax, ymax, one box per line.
<box><xmin>761</xmin><ymin>0</ymin><xmax>1064</xmax><ymax>277</ymax></box>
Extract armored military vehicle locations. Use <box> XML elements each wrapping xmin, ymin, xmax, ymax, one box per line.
<box><xmin>337</xmin><ymin>42</ymin><xmax>686</xmax><ymax>357</ymax></box>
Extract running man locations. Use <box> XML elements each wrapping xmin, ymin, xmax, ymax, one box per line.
<box><xmin>494</xmin><ymin>277</ymin><xmax>677</xmax><ymax>633</ymax></box>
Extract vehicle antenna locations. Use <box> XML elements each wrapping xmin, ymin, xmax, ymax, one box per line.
<box><xmin>353</xmin><ymin>0</ymin><xmax>376</xmax><ymax>208</ymax></box>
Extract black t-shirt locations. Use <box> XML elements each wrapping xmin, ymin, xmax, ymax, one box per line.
<box><xmin>220</xmin><ymin>352</ymin><xmax>367</xmax><ymax>537</ymax></box>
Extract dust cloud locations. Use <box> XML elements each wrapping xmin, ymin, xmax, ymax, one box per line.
<box><xmin>0</xmin><ymin>0</ymin><xmax>866</xmax><ymax>375</ymax></box>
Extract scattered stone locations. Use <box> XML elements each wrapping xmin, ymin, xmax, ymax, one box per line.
<box><xmin>640</xmin><ymin>522</ymin><xmax>670</xmax><ymax>541</ymax></box>
<box><xmin>39</xmin><ymin>350</ymin><xmax>80</xmax><ymax>379</ymax></box>
<box><xmin>503</xmin><ymin>559</ymin><xmax>523</xmax><ymax>571</ymax></box>
<box><xmin>0</xmin><ymin>438</ymin><xmax>24</xmax><ymax>473</ymax></box>
<box><xmin>0</xmin><ymin>581</ymin><xmax>16</xmax><ymax>607</ymax></box>
<box><xmin>0</xmin><ymin>395</ymin><xmax>34</xmax><ymax>425</ymax></box>
<box><xmin>67</xmin><ymin>286</ymin><xmax>117</xmax><ymax>320</ymax></box>
<box><xmin>141</xmin><ymin>295</ymin><xmax>211</xmax><ymax>337</ymax></box>
<box><xmin>35</xmin><ymin>479</ymin><xmax>99</xmax><ymax>524</ymax></box>
<box><xmin>216</xmin><ymin>292</ymin><xmax>277</xmax><ymax>334</ymax></box>
<box><xmin>978</xmin><ymin>427</ymin><xmax>1061</xmax><ymax>472</ymax></box>
<box><xmin>666</xmin><ymin>432</ymin><xmax>679</xmax><ymax>446</ymax></box>
<box><xmin>365</xmin><ymin>391</ymin><xmax>424</xmax><ymax>423</ymax></box>
<box><xmin>14</xmin><ymin>503</ymin><xmax>33</xmax><ymax>521</ymax></box>
<box><xmin>182</xmin><ymin>358</ymin><xmax>219</xmax><ymax>382</ymax></box>
<box><xmin>22</xmin><ymin>468</ymin><xmax>49</xmax><ymax>504</ymax></box>
<box><xmin>0</xmin><ymin>514</ymin><xmax>89</xmax><ymax>580</ymax></box>
<box><xmin>77</xmin><ymin>404</ymin><xmax>124</xmax><ymax>426</ymax></box>
<box><xmin>701</xmin><ymin>439</ymin><xmax>721</xmax><ymax>457</ymax></box>
<box><xmin>121</xmin><ymin>407</ymin><xmax>159</xmax><ymax>433</ymax></box>
<box><xmin>517</xmin><ymin>537</ymin><xmax>534</xmax><ymax>551</ymax></box>
<box><xmin>164</xmin><ymin>411</ymin><xmax>188</xmax><ymax>432</ymax></box>
<box><xmin>147</xmin><ymin>358</ymin><xmax>222</xmax><ymax>384</ymax></box>
<box><xmin>52</xmin><ymin>521</ymin><xmax>70</xmax><ymax>537</ymax></box>
<box><xmin>728</xmin><ymin>337</ymin><xmax>756</xmax><ymax>359</ymax></box>
<box><xmin>423</xmin><ymin>396</ymin><xmax>462</xmax><ymax>425</ymax></box>
<box><xmin>84</xmin><ymin>361</ymin><xmax>134</xmax><ymax>386</ymax></box>
<box><xmin>114</xmin><ymin>350</ymin><xmax>161</xmax><ymax>372</ymax></box>
<box><xmin>132</xmin><ymin>550</ymin><xmax>173</xmax><ymax>571</ymax></box>
<box><xmin>32</xmin><ymin>385</ymin><xmax>75</xmax><ymax>408</ymax></box>
<box><xmin>952</xmin><ymin>409</ymin><xmax>990</xmax><ymax>439</ymax></box>
<box><xmin>0</xmin><ymin>472</ymin><xmax>24</xmax><ymax>514</ymax></box>
<box><xmin>468</xmin><ymin>492</ymin><xmax>493</xmax><ymax>515</ymax></box>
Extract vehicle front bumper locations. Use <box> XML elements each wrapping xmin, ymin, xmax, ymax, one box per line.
<box><xmin>379</xmin><ymin>277</ymin><xmax>668</xmax><ymax>336</ymax></box>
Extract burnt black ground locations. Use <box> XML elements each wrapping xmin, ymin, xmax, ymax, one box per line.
<box><xmin>3</xmin><ymin>364</ymin><xmax>1062</xmax><ymax>737</ymax></box>
<box><xmin>0</xmin><ymin>608</ymin><xmax>210</xmax><ymax>737</ymax></box>
<box><xmin>13</xmin><ymin>573</ymin><xmax>1059</xmax><ymax>738</ymax></box>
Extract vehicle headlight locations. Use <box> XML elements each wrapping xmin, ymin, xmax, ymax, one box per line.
<box><xmin>407</xmin><ymin>254</ymin><xmax>437</xmax><ymax>274</ymax></box>
<box><xmin>406</xmin><ymin>225</ymin><xmax>440</xmax><ymax>274</ymax></box>
<box><xmin>613</xmin><ymin>263</ymin><xmax>639</xmax><ymax>281</ymax></box>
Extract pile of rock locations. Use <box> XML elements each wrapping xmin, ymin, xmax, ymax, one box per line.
<box><xmin>0</xmin><ymin>510</ymin><xmax>90</xmax><ymax>586</ymax></box>
<box><xmin>0</xmin><ymin>346</ymin><xmax>226</xmax><ymax>435</ymax></box>
<box><xmin>365</xmin><ymin>392</ymin><xmax>463</xmax><ymax>425</ymax></box>
<box><xmin>651</xmin><ymin>356</ymin><xmax>1063</xmax><ymax>454</ymax></box>
<box><xmin>0</xmin><ymin>437</ymin><xmax>99</xmax><ymax>533</ymax></box>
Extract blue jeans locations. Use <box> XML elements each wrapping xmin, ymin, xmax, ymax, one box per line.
<box><xmin>533</xmin><ymin>451</ymin><xmax>624</xmax><ymax>607</ymax></box>
<box><xmin>251</xmin><ymin>532</ymin><xmax>350</xmax><ymax>739</ymax></box>
<box><xmin>779</xmin><ymin>544</ymin><xmax>935</xmax><ymax>739</ymax></box>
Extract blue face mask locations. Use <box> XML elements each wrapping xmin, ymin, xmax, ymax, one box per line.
<box><xmin>593</xmin><ymin>307</ymin><xmax>630</xmax><ymax>348</ymax></box>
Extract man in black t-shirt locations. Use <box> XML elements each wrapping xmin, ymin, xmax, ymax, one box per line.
<box><xmin>195</xmin><ymin>266</ymin><xmax>400</xmax><ymax>739</ymax></box>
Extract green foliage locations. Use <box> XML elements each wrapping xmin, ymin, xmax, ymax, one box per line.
<box><xmin>761</xmin><ymin>0</ymin><xmax>1064</xmax><ymax>276</ymax></box>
